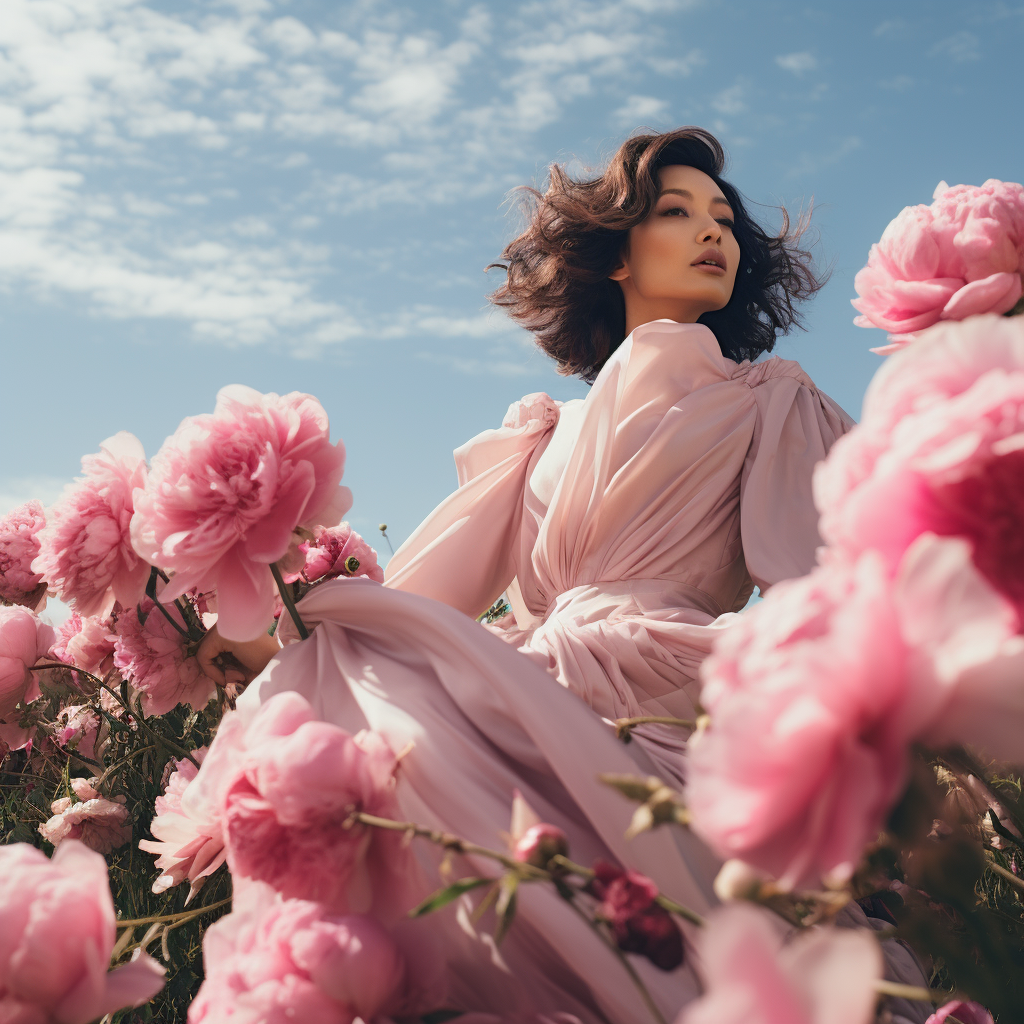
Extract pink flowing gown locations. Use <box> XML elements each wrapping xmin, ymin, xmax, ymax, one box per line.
<box><xmin>240</xmin><ymin>321</ymin><xmax>888</xmax><ymax>1022</ymax></box>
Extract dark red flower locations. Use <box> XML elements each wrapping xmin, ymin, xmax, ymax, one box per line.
<box><xmin>587</xmin><ymin>861</ymin><xmax>684</xmax><ymax>971</ymax></box>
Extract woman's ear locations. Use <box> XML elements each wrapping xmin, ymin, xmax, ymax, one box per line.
<box><xmin>608</xmin><ymin>259</ymin><xmax>630</xmax><ymax>282</ymax></box>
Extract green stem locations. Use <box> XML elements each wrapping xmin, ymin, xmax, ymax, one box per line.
<box><xmin>270</xmin><ymin>562</ymin><xmax>309</xmax><ymax>640</ymax></box>
<box><xmin>614</xmin><ymin>716</ymin><xmax>696</xmax><ymax>740</ymax></box>
<box><xmin>873</xmin><ymin>978</ymin><xmax>946</xmax><ymax>1003</ymax></box>
<box><xmin>559</xmin><ymin>889</ymin><xmax>669</xmax><ymax>1024</ymax></box>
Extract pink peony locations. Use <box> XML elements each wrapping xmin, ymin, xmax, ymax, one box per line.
<box><xmin>139</xmin><ymin>745</ymin><xmax>229</xmax><ymax>902</ymax></box>
<box><xmin>853</xmin><ymin>179</ymin><xmax>1024</xmax><ymax>351</ymax></box>
<box><xmin>678</xmin><ymin>903</ymin><xmax>881</xmax><ymax>1024</ymax></box>
<box><xmin>284</xmin><ymin>523</ymin><xmax>384</xmax><ymax>585</ymax></box>
<box><xmin>815</xmin><ymin>316</ymin><xmax>1024</xmax><ymax>623</ymax></box>
<box><xmin>513</xmin><ymin>824</ymin><xmax>569</xmax><ymax>870</ymax></box>
<box><xmin>53</xmin><ymin>703</ymin><xmax>103</xmax><ymax>761</ymax></box>
<box><xmin>32</xmin><ymin>432</ymin><xmax>150</xmax><ymax>618</ymax></box>
<box><xmin>189</xmin><ymin>885</ymin><xmax>409</xmax><ymax>1024</ymax></box>
<box><xmin>0</xmin><ymin>841</ymin><xmax>165</xmax><ymax>1023</ymax></box>
<box><xmin>38</xmin><ymin>776</ymin><xmax>131</xmax><ymax>854</ymax></box>
<box><xmin>688</xmin><ymin>534</ymin><xmax>1018</xmax><ymax>890</ymax></box>
<box><xmin>0</xmin><ymin>605</ymin><xmax>55</xmax><ymax>724</ymax></box>
<box><xmin>130</xmin><ymin>385</ymin><xmax>351</xmax><ymax>641</ymax></box>
<box><xmin>0</xmin><ymin>500</ymin><xmax>47</xmax><ymax>609</ymax></box>
<box><xmin>112</xmin><ymin>599</ymin><xmax>216</xmax><ymax>716</ymax></box>
<box><xmin>50</xmin><ymin>611</ymin><xmax>116</xmax><ymax>679</ymax></box>
<box><xmin>218</xmin><ymin>691</ymin><xmax>409</xmax><ymax>918</ymax></box>
<box><xmin>925</xmin><ymin>1001</ymin><xmax>994</xmax><ymax>1024</ymax></box>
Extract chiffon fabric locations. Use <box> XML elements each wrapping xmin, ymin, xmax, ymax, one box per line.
<box><xmin>240</xmin><ymin>321</ymin><xmax>867</xmax><ymax>1022</ymax></box>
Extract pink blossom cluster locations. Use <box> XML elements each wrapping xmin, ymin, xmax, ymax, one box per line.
<box><xmin>50</xmin><ymin>610</ymin><xmax>116</xmax><ymax>679</ymax></box>
<box><xmin>0</xmin><ymin>500</ymin><xmax>47</xmax><ymax>609</ymax></box>
<box><xmin>141</xmin><ymin>688</ymin><xmax>411</xmax><ymax>913</ymax></box>
<box><xmin>141</xmin><ymin>692</ymin><xmax>428</xmax><ymax>1012</ymax></box>
<box><xmin>853</xmin><ymin>179</ymin><xmax>1024</xmax><ymax>351</ymax></box>
<box><xmin>131</xmin><ymin>385</ymin><xmax>351</xmax><ymax>641</ymax></box>
<box><xmin>285</xmin><ymin>523</ymin><xmax>385</xmax><ymax>585</ymax></box>
<box><xmin>113</xmin><ymin>599</ymin><xmax>217</xmax><ymax>716</ymax></box>
<box><xmin>188</xmin><ymin>883</ymin><xmax>441</xmax><ymax>1023</ymax></box>
<box><xmin>139</xmin><ymin>746</ymin><xmax>227</xmax><ymax>902</ymax></box>
<box><xmin>0</xmin><ymin>840</ymin><xmax>165</xmax><ymax>1022</ymax></box>
<box><xmin>33</xmin><ymin>432</ymin><xmax>150</xmax><ymax>618</ymax></box>
<box><xmin>38</xmin><ymin>776</ymin><xmax>132</xmax><ymax>854</ymax></box>
<box><xmin>690</xmin><ymin>315</ymin><xmax>1024</xmax><ymax>890</ymax></box>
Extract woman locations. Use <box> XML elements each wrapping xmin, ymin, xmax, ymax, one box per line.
<box><xmin>200</xmin><ymin>128</ymin><xmax>860</xmax><ymax>1021</ymax></box>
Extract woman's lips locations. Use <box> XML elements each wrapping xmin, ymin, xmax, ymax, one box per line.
<box><xmin>691</xmin><ymin>262</ymin><xmax>726</xmax><ymax>276</ymax></box>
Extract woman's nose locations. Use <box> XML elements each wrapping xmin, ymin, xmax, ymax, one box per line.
<box><xmin>697</xmin><ymin>219</ymin><xmax>721</xmax><ymax>244</ymax></box>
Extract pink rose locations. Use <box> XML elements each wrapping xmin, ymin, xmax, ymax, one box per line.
<box><xmin>688</xmin><ymin>534</ymin><xmax>1017</xmax><ymax>890</ymax></box>
<box><xmin>53</xmin><ymin>703</ymin><xmax>104</xmax><ymax>761</ymax></box>
<box><xmin>815</xmin><ymin>316</ymin><xmax>1024</xmax><ymax>623</ymax></box>
<box><xmin>0</xmin><ymin>840</ymin><xmax>164</xmax><ymax>1022</ymax></box>
<box><xmin>585</xmin><ymin>861</ymin><xmax>683</xmax><ymax>971</ymax></box>
<box><xmin>285</xmin><ymin>523</ymin><xmax>384</xmax><ymax>585</ymax></box>
<box><xmin>926</xmin><ymin>1001</ymin><xmax>994</xmax><ymax>1024</ymax></box>
<box><xmin>189</xmin><ymin>885</ymin><xmax>410</xmax><ymax>1024</ymax></box>
<box><xmin>32</xmin><ymin>432</ymin><xmax>150</xmax><ymax>618</ymax></box>
<box><xmin>853</xmin><ymin>179</ymin><xmax>1024</xmax><ymax>350</ymax></box>
<box><xmin>218</xmin><ymin>692</ymin><xmax>409</xmax><ymax>918</ymax></box>
<box><xmin>50</xmin><ymin>611</ymin><xmax>116</xmax><ymax>680</ymax></box>
<box><xmin>0</xmin><ymin>605</ymin><xmax>55</xmax><ymax>724</ymax></box>
<box><xmin>678</xmin><ymin>903</ymin><xmax>881</xmax><ymax>1024</ymax></box>
<box><xmin>139</xmin><ymin>746</ymin><xmax>229</xmax><ymax>902</ymax></box>
<box><xmin>131</xmin><ymin>385</ymin><xmax>352</xmax><ymax>641</ymax></box>
<box><xmin>38</xmin><ymin>777</ymin><xmax>131</xmax><ymax>854</ymax></box>
<box><xmin>0</xmin><ymin>500</ymin><xmax>47</xmax><ymax>609</ymax></box>
<box><xmin>112</xmin><ymin>599</ymin><xmax>216</xmax><ymax>716</ymax></box>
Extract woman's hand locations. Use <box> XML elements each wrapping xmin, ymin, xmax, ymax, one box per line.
<box><xmin>197</xmin><ymin>624</ymin><xmax>281</xmax><ymax>687</ymax></box>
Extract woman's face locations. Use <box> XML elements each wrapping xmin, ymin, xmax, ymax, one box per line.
<box><xmin>610</xmin><ymin>164</ymin><xmax>741</xmax><ymax>334</ymax></box>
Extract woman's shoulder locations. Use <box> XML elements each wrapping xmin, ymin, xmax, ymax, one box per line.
<box><xmin>734</xmin><ymin>354</ymin><xmax>817</xmax><ymax>391</ymax></box>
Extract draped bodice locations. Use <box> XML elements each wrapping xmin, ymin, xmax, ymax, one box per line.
<box><xmin>385</xmin><ymin>320</ymin><xmax>852</xmax><ymax>725</ymax></box>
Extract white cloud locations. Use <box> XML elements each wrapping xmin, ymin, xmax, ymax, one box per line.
<box><xmin>930</xmin><ymin>31</ymin><xmax>981</xmax><ymax>62</ymax></box>
<box><xmin>710</xmin><ymin>83</ymin><xmax>745</xmax><ymax>116</ymax></box>
<box><xmin>775</xmin><ymin>52</ymin><xmax>817</xmax><ymax>75</ymax></box>
<box><xmin>786</xmin><ymin>136</ymin><xmax>862</xmax><ymax>178</ymax></box>
<box><xmin>0</xmin><ymin>476</ymin><xmax>69</xmax><ymax>515</ymax></box>
<box><xmin>613</xmin><ymin>95</ymin><xmax>671</xmax><ymax>126</ymax></box>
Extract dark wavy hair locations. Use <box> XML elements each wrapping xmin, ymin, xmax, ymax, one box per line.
<box><xmin>488</xmin><ymin>127</ymin><xmax>825</xmax><ymax>383</ymax></box>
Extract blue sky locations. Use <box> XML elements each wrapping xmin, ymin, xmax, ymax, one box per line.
<box><xmin>1</xmin><ymin>0</ymin><xmax>1022</xmax><ymax>560</ymax></box>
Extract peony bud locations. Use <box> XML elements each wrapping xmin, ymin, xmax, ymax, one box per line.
<box><xmin>713</xmin><ymin>859</ymin><xmax>772</xmax><ymax>902</ymax></box>
<box><xmin>513</xmin><ymin>823</ymin><xmax>569</xmax><ymax>869</ymax></box>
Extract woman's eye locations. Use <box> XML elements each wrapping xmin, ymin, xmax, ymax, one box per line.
<box><xmin>662</xmin><ymin>206</ymin><xmax>688</xmax><ymax>217</ymax></box>
<box><xmin>717</xmin><ymin>218</ymin><xmax>735</xmax><ymax>229</ymax></box>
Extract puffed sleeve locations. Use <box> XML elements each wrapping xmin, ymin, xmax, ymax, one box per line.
<box><xmin>739</xmin><ymin>362</ymin><xmax>854</xmax><ymax>592</ymax></box>
<box><xmin>384</xmin><ymin>393</ymin><xmax>560</xmax><ymax>618</ymax></box>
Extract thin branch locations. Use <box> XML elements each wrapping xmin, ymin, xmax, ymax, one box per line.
<box><xmin>985</xmin><ymin>852</ymin><xmax>1024</xmax><ymax>892</ymax></box>
<box><xmin>270</xmin><ymin>562</ymin><xmax>309</xmax><ymax>641</ymax></box>
<box><xmin>116</xmin><ymin>897</ymin><xmax>232</xmax><ymax>929</ymax></box>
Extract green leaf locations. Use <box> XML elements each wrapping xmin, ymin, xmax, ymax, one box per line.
<box><xmin>410</xmin><ymin>877</ymin><xmax>494</xmax><ymax>917</ymax></box>
<box><xmin>494</xmin><ymin>873</ymin><xmax>519</xmax><ymax>945</ymax></box>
